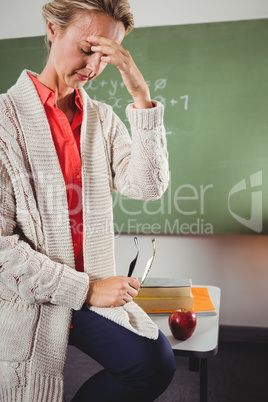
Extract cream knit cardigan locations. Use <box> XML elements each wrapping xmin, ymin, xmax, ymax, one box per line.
<box><xmin>0</xmin><ymin>70</ymin><xmax>169</xmax><ymax>401</ymax></box>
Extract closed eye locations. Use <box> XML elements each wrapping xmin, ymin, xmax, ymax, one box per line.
<box><xmin>81</xmin><ymin>48</ymin><xmax>94</xmax><ymax>56</ymax></box>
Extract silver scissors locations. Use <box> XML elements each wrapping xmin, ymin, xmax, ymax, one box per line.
<box><xmin>140</xmin><ymin>238</ymin><xmax>156</xmax><ymax>287</ymax></box>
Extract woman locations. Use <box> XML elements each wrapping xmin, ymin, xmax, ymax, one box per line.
<box><xmin>0</xmin><ymin>1</ymin><xmax>175</xmax><ymax>401</ymax></box>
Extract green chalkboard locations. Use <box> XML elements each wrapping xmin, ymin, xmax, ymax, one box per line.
<box><xmin>0</xmin><ymin>19</ymin><xmax>268</xmax><ymax>235</ymax></box>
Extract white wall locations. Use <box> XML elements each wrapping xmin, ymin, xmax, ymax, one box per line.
<box><xmin>1</xmin><ymin>1</ymin><xmax>268</xmax><ymax>328</ymax></box>
<box><xmin>0</xmin><ymin>0</ymin><xmax>268</xmax><ymax>39</ymax></box>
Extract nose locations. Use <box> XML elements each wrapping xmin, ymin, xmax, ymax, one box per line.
<box><xmin>86</xmin><ymin>52</ymin><xmax>102</xmax><ymax>75</ymax></box>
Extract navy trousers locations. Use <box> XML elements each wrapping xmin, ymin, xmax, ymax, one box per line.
<box><xmin>69</xmin><ymin>306</ymin><xmax>176</xmax><ymax>401</ymax></box>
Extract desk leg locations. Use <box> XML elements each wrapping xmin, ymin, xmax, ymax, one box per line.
<box><xmin>200</xmin><ymin>358</ymin><xmax>208</xmax><ymax>402</ymax></box>
<box><xmin>189</xmin><ymin>357</ymin><xmax>208</xmax><ymax>402</ymax></box>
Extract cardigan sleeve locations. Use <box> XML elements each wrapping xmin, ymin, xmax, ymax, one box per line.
<box><xmin>0</xmin><ymin>160</ymin><xmax>89</xmax><ymax>310</ymax></box>
<box><xmin>108</xmin><ymin>101</ymin><xmax>169</xmax><ymax>200</ymax></box>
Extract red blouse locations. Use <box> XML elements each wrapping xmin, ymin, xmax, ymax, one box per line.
<box><xmin>29</xmin><ymin>73</ymin><xmax>84</xmax><ymax>272</ymax></box>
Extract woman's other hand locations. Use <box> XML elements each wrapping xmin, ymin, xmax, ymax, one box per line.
<box><xmin>86</xmin><ymin>276</ymin><xmax>140</xmax><ymax>307</ymax></box>
<box><xmin>89</xmin><ymin>35</ymin><xmax>153</xmax><ymax>109</ymax></box>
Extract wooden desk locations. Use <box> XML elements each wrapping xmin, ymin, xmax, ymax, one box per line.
<box><xmin>150</xmin><ymin>286</ymin><xmax>221</xmax><ymax>402</ymax></box>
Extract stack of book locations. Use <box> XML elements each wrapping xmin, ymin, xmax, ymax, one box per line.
<box><xmin>134</xmin><ymin>278</ymin><xmax>193</xmax><ymax>314</ymax></box>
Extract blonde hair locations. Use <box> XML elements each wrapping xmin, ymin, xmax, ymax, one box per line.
<box><xmin>42</xmin><ymin>0</ymin><xmax>134</xmax><ymax>50</ymax></box>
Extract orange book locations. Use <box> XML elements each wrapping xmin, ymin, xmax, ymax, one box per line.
<box><xmin>192</xmin><ymin>287</ymin><xmax>216</xmax><ymax>315</ymax></box>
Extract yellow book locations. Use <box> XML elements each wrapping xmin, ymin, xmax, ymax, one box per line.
<box><xmin>134</xmin><ymin>293</ymin><xmax>194</xmax><ymax>314</ymax></box>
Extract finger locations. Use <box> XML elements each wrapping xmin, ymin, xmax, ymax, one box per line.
<box><xmin>91</xmin><ymin>45</ymin><xmax>128</xmax><ymax>66</ymax></box>
<box><xmin>123</xmin><ymin>293</ymin><xmax>134</xmax><ymax>304</ymax></box>
<box><xmin>88</xmin><ymin>36</ymin><xmax>124</xmax><ymax>60</ymax></box>
<box><xmin>91</xmin><ymin>43</ymin><xmax>123</xmax><ymax>54</ymax></box>
<box><xmin>126</xmin><ymin>287</ymin><xmax>138</xmax><ymax>299</ymax></box>
<box><xmin>89</xmin><ymin>35</ymin><xmax>127</xmax><ymax>56</ymax></box>
<box><xmin>128</xmin><ymin>278</ymin><xmax>140</xmax><ymax>292</ymax></box>
<box><xmin>88</xmin><ymin>35</ymin><xmax>122</xmax><ymax>47</ymax></box>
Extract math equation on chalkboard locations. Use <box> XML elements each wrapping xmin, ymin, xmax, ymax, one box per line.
<box><xmin>84</xmin><ymin>77</ymin><xmax>189</xmax><ymax>136</ymax></box>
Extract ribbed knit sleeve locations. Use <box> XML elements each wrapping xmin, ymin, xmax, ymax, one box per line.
<box><xmin>109</xmin><ymin>101</ymin><xmax>169</xmax><ymax>200</ymax></box>
<box><xmin>0</xmin><ymin>161</ymin><xmax>89</xmax><ymax>310</ymax></box>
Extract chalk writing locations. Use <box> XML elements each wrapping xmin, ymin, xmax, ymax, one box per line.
<box><xmin>154</xmin><ymin>78</ymin><xmax>167</xmax><ymax>91</ymax></box>
<box><xmin>99</xmin><ymin>80</ymin><xmax>108</xmax><ymax>87</ymax></box>
<box><xmin>109</xmin><ymin>97</ymin><xmax>123</xmax><ymax>109</ymax></box>
<box><xmin>170</xmin><ymin>99</ymin><xmax>178</xmax><ymax>106</ymax></box>
<box><xmin>180</xmin><ymin>95</ymin><xmax>189</xmax><ymax>111</ymax></box>
<box><xmin>154</xmin><ymin>95</ymin><xmax>166</xmax><ymax>108</ymax></box>
<box><xmin>85</xmin><ymin>78</ymin><xmax>189</xmax><ymax>136</ymax></box>
<box><xmin>109</xmin><ymin>80</ymin><xmax>118</xmax><ymax>96</ymax></box>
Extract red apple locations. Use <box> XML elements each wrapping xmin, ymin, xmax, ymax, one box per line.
<box><xmin>168</xmin><ymin>309</ymin><xmax>197</xmax><ymax>340</ymax></box>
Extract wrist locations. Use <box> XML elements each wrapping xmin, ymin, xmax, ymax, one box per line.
<box><xmin>86</xmin><ymin>280</ymin><xmax>93</xmax><ymax>305</ymax></box>
<box><xmin>132</xmin><ymin>86</ymin><xmax>152</xmax><ymax>109</ymax></box>
<box><xmin>133</xmin><ymin>101</ymin><xmax>156</xmax><ymax>110</ymax></box>
<box><xmin>133</xmin><ymin>99</ymin><xmax>154</xmax><ymax>109</ymax></box>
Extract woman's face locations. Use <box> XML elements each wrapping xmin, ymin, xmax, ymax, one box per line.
<box><xmin>48</xmin><ymin>12</ymin><xmax>125</xmax><ymax>90</ymax></box>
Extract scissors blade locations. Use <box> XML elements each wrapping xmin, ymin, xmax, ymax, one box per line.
<box><xmin>140</xmin><ymin>238</ymin><xmax>156</xmax><ymax>287</ymax></box>
<box><xmin>128</xmin><ymin>237</ymin><xmax>139</xmax><ymax>277</ymax></box>
<box><xmin>141</xmin><ymin>257</ymin><xmax>153</xmax><ymax>285</ymax></box>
